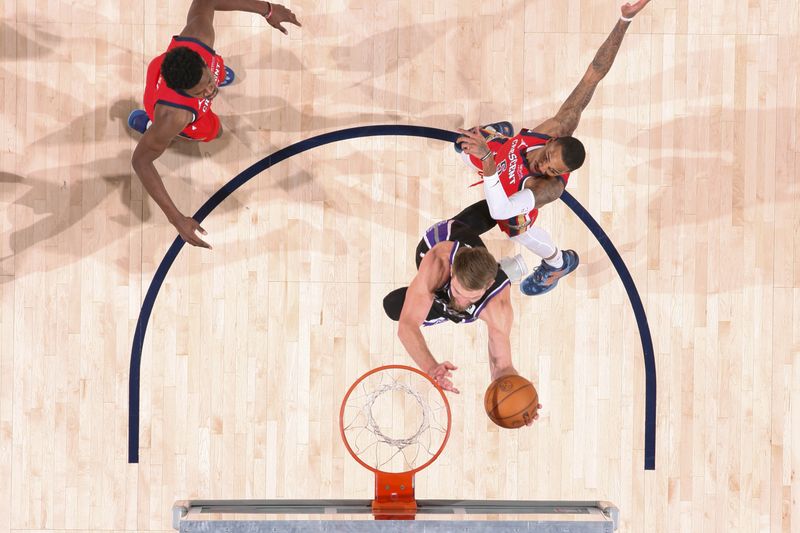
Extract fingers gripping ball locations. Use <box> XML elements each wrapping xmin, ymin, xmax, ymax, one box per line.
<box><xmin>484</xmin><ymin>375</ymin><xmax>538</xmax><ymax>429</ymax></box>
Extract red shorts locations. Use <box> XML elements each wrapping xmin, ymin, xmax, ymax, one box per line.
<box><xmin>178</xmin><ymin>110</ymin><xmax>221</xmax><ymax>142</ymax></box>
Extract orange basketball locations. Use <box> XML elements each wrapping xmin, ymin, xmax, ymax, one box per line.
<box><xmin>484</xmin><ymin>375</ymin><xmax>539</xmax><ymax>429</ymax></box>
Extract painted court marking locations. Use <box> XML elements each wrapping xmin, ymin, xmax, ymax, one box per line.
<box><xmin>127</xmin><ymin>125</ymin><xmax>656</xmax><ymax>470</ymax></box>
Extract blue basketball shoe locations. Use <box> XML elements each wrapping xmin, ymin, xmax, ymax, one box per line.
<box><xmin>219</xmin><ymin>66</ymin><xmax>235</xmax><ymax>87</ymax></box>
<box><xmin>520</xmin><ymin>249</ymin><xmax>579</xmax><ymax>296</ymax></box>
<box><xmin>454</xmin><ymin>121</ymin><xmax>515</xmax><ymax>153</ymax></box>
<box><xmin>127</xmin><ymin>109</ymin><xmax>151</xmax><ymax>134</ymax></box>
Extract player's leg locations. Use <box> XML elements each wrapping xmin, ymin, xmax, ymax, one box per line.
<box><xmin>450</xmin><ymin>200</ymin><xmax>497</xmax><ymax>236</ymax></box>
<box><xmin>445</xmin><ymin>201</ymin><xmax>528</xmax><ymax>283</ymax></box>
<box><xmin>512</xmin><ymin>227</ymin><xmax>579</xmax><ymax>296</ymax></box>
<box><xmin>415</xmin><ymin>213</ymin><xmax>497</xmax><ymax>268</ymax></box>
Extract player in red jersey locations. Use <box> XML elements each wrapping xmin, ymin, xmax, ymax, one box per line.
<box><xmin>129</xmin><ymin>0</ymin><xmax>300</xmax><ymax>248</ymax></box>
<box><xmin>456</xmin><ymin>0</ymin><xmax>651</xmax><ymax>295</ymax></box>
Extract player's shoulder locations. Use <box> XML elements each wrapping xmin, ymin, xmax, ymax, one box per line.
<box><xmin>524</xmin><ymin>116</ymin><xmax>567</xmax><ymax>139</ymax></box>
<box><xmin>415</xmin><ymin>247</ymin><xmax>452</xmax><ymax>290</ymax></box>
<box><xmin>426</xmin><ymin>241</ymin><xmax>457</xmax><ymax>263</ymax></box>
<box><xmin>518</xmin><ymin>128</ymin><xmax>554</xmax><ymax>142</ymax></box>
<box><xmin>146</xmin><ymin>104</ymin><xmax>193</xmax><ymax>140</ymax></box>
<box><xmin>153</xmin><ymin>102</ymin><xmax>193</xmax><ymax>123</ymax></box>
<box><xmin>170</xmin><ymin>34</ymin><xmax>216</xmax><ymax>55</ymax></box>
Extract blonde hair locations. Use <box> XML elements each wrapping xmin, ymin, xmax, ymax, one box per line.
<box><xmin>452</xmin><ymin>246</ymin><xmax>498</xmax><ymax>290</ymax></box>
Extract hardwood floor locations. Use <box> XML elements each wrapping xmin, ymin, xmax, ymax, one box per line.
<box><xmin>0</xmin><ymin>1</ymin><xmax>797</xmax><ymax>531</ymax></box>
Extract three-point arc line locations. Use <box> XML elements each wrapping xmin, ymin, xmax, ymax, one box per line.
<box><xmin>127</xmin><ymin>125</ymin><xmax>657</xmax><ymax>470</ymax></box>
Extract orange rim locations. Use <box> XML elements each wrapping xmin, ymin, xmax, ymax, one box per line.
<box><xmin>339</xmin><ymin>364</ymin><xmax>452</xmax><ymax>475</ymax></box>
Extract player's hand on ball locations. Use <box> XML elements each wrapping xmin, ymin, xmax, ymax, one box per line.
<box><xmin>428</xmin><ymin>361</ymin><xmax>460</xmax><ymax>394</ymax></box>
<box><xmin>265</xmin><ymin>3</ymin><xmax>302</xmax><ymax>35</ymax></box>
<box><xmin>621</xmin><ymin>0</ymin><xmax>651</xmax><ymax>19</ymax></box>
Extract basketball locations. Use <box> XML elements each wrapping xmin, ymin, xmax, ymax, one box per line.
<box><xmin>484</xmin><ymin>375</ymin><xmax>538</xmax><ymax>429</ymax></box>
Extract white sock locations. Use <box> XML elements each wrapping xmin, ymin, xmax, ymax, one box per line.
<box><xmin>543</xmin><ymin>249</ymin><xmax>564</xmax><ymax>269</ymax></box>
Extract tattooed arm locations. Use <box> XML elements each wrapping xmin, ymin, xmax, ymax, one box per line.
<box><xmin>533</xmin><ymin>0</ymin><xmax>650</xmax><ymax>138</ymax></box>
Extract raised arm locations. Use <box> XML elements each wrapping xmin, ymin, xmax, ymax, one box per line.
<box><xmin>131</xmin><ymin>106</ymin><xmax>212</xmax><ymax>248</ymax></box>
<box><xmin>533</xmin><ymin>0</ymin><xmax>651</xmax><ymax>138</ymax></box>
<box><xmin>180</xmin><ymin>0</ymin><xmax>301</xmax><ymax>46</ymax></box>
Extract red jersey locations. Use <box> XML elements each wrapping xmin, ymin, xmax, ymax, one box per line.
<box><xmin>468</xmin><ymin>129</ymin><xmax>571</xmax><ymax>236</ymax></box>
<box><xmin>143</xmin><ymin>36</ymin><xmax>225</xmax><ymax>141</ymax></box>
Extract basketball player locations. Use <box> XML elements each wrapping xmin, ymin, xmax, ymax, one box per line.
<box><xmin>383</xmin><ymin>205</ymin><xmax>542</xmax><ymax>422</ymax></box>
<box><xmin>129</xmin><ymin>0</ymin><xmax>301</xmax><ymax>248</ymax></box>
<box><xmin>455</xmin><ymin>0</ymin><xmax>651</xmax><ymax>295</ymax></box>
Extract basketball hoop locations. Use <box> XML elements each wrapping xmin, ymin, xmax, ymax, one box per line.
<box><xmin>339</xmin><ymin>365</ymin><xmax>452</xmax><ymax>517</ymax></box>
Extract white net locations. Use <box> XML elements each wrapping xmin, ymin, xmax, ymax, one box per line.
<box><xmin>341</xmin><ymin>366</ymin><xmax>450</xmax><ymax>474</ymax></box>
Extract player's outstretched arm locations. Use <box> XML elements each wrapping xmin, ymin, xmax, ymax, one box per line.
<box><xmin>533</xmin><ymin>0</ymin><xmax>651</xmax><ymax>138</ymax></box>
<box><xmin>479</xmin><ymin>288</ymin><xmax>516</xmax><ymax>381</ymax></box>
<box><xmin>398</xmin><ymin>254</ymin><xmax>460</xmax><ymax>394</ymax></box>
<box><xmin>131</xmin><ymin>107</ymin><xmax>212</xmax><ymax>249</ymax></box>
<box><xmin>180</xmin><ymin>1</ymin><xmax>301</xmax><ymax>47</ymax></box>
<box><xmin>481</xmin><ymin>289</ymin><xmax>541</xmax><ymax>424</ymax></box>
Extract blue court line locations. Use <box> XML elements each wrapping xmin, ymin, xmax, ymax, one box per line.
<box><xmin>559</xmin><ymin>191</ymin><xmax>656</xmax><ymax>470</ymax></box>
<box><xmin>128</xmin><ymin>125</ymin><xmax>657</xmax><ymax>470</ymax></box>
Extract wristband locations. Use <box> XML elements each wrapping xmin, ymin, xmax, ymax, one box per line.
<box><xmin>620</xmin><ymin>15</ymin><xmax>634</xmax><ymax>22</ymax></box>
<box><xmin>265</xmin><ymin>2</ymin><xmax>273</xmax><ymax>19</ymax></box>
<box><xmin>480</xmin><ymin>150</ymin><xmax>493</xmax><ymax>161</ymax></box>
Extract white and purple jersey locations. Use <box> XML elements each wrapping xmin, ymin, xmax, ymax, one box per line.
<box><xmin>416</xmin><ymin>220</ymin><xmax>510</xmax><ymax>326</ymax></box>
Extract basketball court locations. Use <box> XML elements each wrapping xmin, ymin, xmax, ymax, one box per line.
<box><xmin>1</xmin><ymin>1</ymin><xmax>799</xmax><ymax>531</ymax></box>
